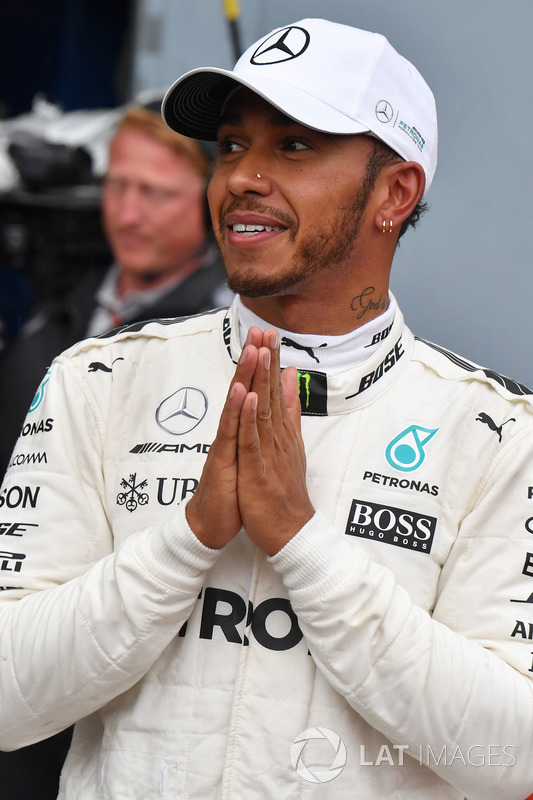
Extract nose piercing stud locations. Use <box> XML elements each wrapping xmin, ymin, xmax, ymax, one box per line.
<box><xmin>256</xmin><ymin>173</ymin><xmax>262</xmax><ymax>178</ymax></box>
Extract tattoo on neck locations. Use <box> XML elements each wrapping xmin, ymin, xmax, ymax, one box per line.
<box><xmin>350</xmin><ymin>287</ymin><xmax>388</xmax><ymax>320</ymax></box>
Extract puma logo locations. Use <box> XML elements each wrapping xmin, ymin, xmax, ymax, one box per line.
<box><xmin>281</xmin><ymin>337</ymin><xmax>327</xmax><ymax>364</ymax></box>
<box><xmin>88</xmin><ymin>358</ymin><xmax>124</xmax><ymax>373</ymax></box>
<box><xmin>476</xmin><ymin>412</ymin><xmax>515</xmax><ymax>442</ymax></box>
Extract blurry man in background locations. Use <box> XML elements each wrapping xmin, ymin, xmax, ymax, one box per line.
<box><xmin>93</xmin><ymin>107</ymin><xmax>228</xmax><ymax>334</ymax></box>
<box><xmin>0</xmin><ymin>107</ymin><xmax>231</xmax><ymax>477</ymax></box>
<box><xmin>0</xmin><ymin>107</ymin><xmax>230</xmax><ymax>799</ymax></box>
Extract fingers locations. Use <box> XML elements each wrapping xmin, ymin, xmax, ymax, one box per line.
<box><xmin>237</xmin><ymin>328</ymin><xmax>279</xmax><ymax>473</ymax></box>
<box><xmin>248</xmin><ymin>329</ymin><xmax>282</xmax><ymax>419</ymax></box>
<box><xmin>230</xmin><ymin>326</ymin><xmax>272</xmax><ymax>417</ymax></box>
<box><xmin>264</xmin><ymin>330</ymin><xmax>283</xmax><ymax>426</ymax></box>
<box><xmin>186</xmin><ymin>380</ymin><xmax>247</xmax><ymax>549</ymax></box>
<box><xmin>242</xmin><ymin>329</ymin><xmax>279</xmax><ymax>431</ymax></box>
<box><xmin>280</xmin><ymin>366</ymin><xmax>302</xmax><ymax>432</ymax></box>
<box><xmin>215</xmin><ymin>328</ymin><xmax>272</xmax><ymax>478</ymax></box>
<box><xmin>238</xmin><ymin>326</ymin><xmax>303</xmax><ymax>450</ymax></box>
<box><xmin>208</xmin><ymin>337</ymin><xmax>259</xmax><ymax>472</ymax></box>
<box><xmin>238</xmin><ymin>328</ymin><xmax>295</xmax><ymax>463</ymax></box>
<box><xmin>244</xmin><ymin>326</ymin><xmax>263</xmax><ymax>350</ymax></box>
<box><xmin>235</xmin><ymin>332</ymin><xmax>314</xmax><ymax>555</ymax></box>
<box><xmin>251</xmin><ymin>347</ymin><xmax>272</xmax><ymax>422</ymax></box>
<box><xmin>219</xmin><ymin>381</ymin><xmax>247</xmax><ymax>445</ymax></box>
<box><xmin>212</xmin><ymin>345</ymin><xmax>256</xmax><ymax>461</ymax></box>
<box><xmin>231</xmin><ymin>341</ymin><xmax>258</xmax><ymax>395</ymax></box>
<box><xmin>187</xmin><ymin>326</ymin><xmax>305</xmax><ymax>552</ymax></box>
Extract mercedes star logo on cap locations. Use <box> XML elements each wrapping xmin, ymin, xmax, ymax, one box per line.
<box><xmin>375</xmin><ymin>100</ymin><xmax>394</xmax><ymax>124</ymax></box>
<box><xmin>251</xmin><ymin>26</ymin><xmax>310</xmax><ymax>65</ymax></box>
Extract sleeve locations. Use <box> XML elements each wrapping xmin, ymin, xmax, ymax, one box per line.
<box><xmin>0</xmin><ymin>357</ymin><xmax>221</xmax><ymax>749</ymax></box>
<box><xmin>269</xmin><ymin>429</ymin><xmax>533</xmax><ymax>800</ymax></box>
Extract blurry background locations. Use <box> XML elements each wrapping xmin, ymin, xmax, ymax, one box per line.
<box><xmin>1</xmin><ymin>0</ymin><xmax>532</xmax><ymax>385</ymax></box>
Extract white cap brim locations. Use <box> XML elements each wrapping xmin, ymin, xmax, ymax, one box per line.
<box><xmin>162</xmin><ymin>67</ymin><xmax>370</xmax><ymax>141</ymax></box>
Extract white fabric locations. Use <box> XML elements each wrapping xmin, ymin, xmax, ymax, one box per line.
<box><xmin>237</xmin><ymin>292</ymin><xmax>397</xmax><ymax>373</ymax></box>
<box><xmin>0</xmin><ymin>299</ymin><xmax>532</xmax><ymax>799</ymax></box>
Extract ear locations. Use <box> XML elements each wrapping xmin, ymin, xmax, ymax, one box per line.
<box><xmin>373</xmin><ymin>161</ymin><xmax>425</xmax><ymax>234</ymax></box>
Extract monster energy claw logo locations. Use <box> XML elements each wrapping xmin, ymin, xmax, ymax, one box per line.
<box><xmin>295</xmin><ymin>370</ymin><xmax>328</xmax><ymax>416</ymax></box>
<box><xmin>298</xmin><ymin>371</ymin><xmax>311</xmax><ymax>409</ymax></box>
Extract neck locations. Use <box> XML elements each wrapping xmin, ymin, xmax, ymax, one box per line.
<box><xmin>240</xmin><ymin>279</ymin><xmax>390</xmax><ymax>336</ymax></box>
<box><xmin>237</xmin><ymin>293</ymin><xmax>396</xmax><ymax>374</ymax></box>
<box><xmin>118</xmin><ymin>246</ymin><xmax>207</xmax><ymax>299</ymax></box>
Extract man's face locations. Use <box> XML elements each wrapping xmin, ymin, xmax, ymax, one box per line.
<box><xmin>102</xmin><ymin>128</ymin><xmax>206</xmax><ymax>278</ymax></box>
<box><xmin>207</xmin><ymin>90</ymin><xmax>378</xmax><ymax>298</ymax></box>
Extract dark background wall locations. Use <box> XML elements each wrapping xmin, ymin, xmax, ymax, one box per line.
<box><xmin>0</xmin><ymin>0</ymin><xmax>134</xmax><ymax>118</ymax></box>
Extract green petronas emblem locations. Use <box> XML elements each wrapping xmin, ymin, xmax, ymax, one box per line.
<box><xmin>29</xmin><ymin>370</ymin><xmax>51</xmax><ymax>413</ymax></box>
<box><xmin>385</xmin><ymin>425</ymin><xmax>438</xmax><ymax>472</ymax></box>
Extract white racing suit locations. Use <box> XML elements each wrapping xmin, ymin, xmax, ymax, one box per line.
<box><xmin>0</xmin><ymin>299</ymin><xmax>533</xmax><ymax>799</ymax></box>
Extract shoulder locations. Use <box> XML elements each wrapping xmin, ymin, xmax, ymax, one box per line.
<box><xmin>413</xmin><ymin>336</ymin><xmax>532</xmax><ymax>398</ymax></box>
<box><xmin>60</xmin><ymin>306</ymin><xmax>230</xmax><ymax>362</ymax></box>
<box><xmin>43</xmin><ymin>306</ymin><xmax>232</xmax><ymax>430</ymax></box>
<box><xmin>46</xmin><ymin>307</ymin><xmax>232</xmax><ymax>395</ymax></box>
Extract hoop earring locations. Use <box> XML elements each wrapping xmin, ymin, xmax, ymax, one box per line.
<box><xmin>382</xmin><ymin>219</ymin><xmax>393</xmax><ymax>234</ymax></box>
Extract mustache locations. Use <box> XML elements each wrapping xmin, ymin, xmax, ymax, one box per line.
<box><xmin>219</xmin><ymin>198</ymin><xmax>297</xmax><ymax>234</ymax></box>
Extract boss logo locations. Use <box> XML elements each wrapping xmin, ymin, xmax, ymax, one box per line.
<box><xmin>345</xmin><ymin>499</ymin><xmax>436</xmax><ymax>553</ymax></box>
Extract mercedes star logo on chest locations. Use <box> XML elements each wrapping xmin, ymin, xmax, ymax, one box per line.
<box><xmin>156</xmin><ymin>387</ymin><xmax>208</xmax><ymax>435</ymax></box>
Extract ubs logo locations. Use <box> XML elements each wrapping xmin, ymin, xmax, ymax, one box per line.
<box><xmin>117</xmin><ymin>474</ymin><xmax>148</xmax><ymax>513</ymax></box>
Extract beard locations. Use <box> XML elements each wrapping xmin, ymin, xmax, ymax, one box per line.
<box><xmin>220</xmin><ymin>173</ymin><xmax>374</xmax><ymax>299</ymax></box>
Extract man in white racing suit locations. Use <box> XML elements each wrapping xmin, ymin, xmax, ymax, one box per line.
<box><xmin>1</xmin><ymin>17</ymin><xmax>533</xmax><ymax>800</ymax></box>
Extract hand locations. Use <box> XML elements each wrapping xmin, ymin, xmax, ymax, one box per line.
<box><xmin>236</xmin><ymin>329</ymin><xmax>315</xmax><ymax>555</ymax></box>
<box><xmin>185</xmin><ymin>328</ymin><xmax>263</xmax><ymax>548</ymax></box>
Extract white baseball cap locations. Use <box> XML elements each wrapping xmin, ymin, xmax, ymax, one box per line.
<box><xmin>162</xmin><ymin>18</ymin><xmax>438</xmax><ymax>190</ymax></box>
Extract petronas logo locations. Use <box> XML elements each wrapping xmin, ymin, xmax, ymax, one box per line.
<box><xmin>29</xmin><ymin>370</ymin><xmax>51</xmax><ymax>413</ymax></box>
<box><xmin>385</xmin><ymin>425</ymin><xmax>438</xmax><ymax>472</ymax></box>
